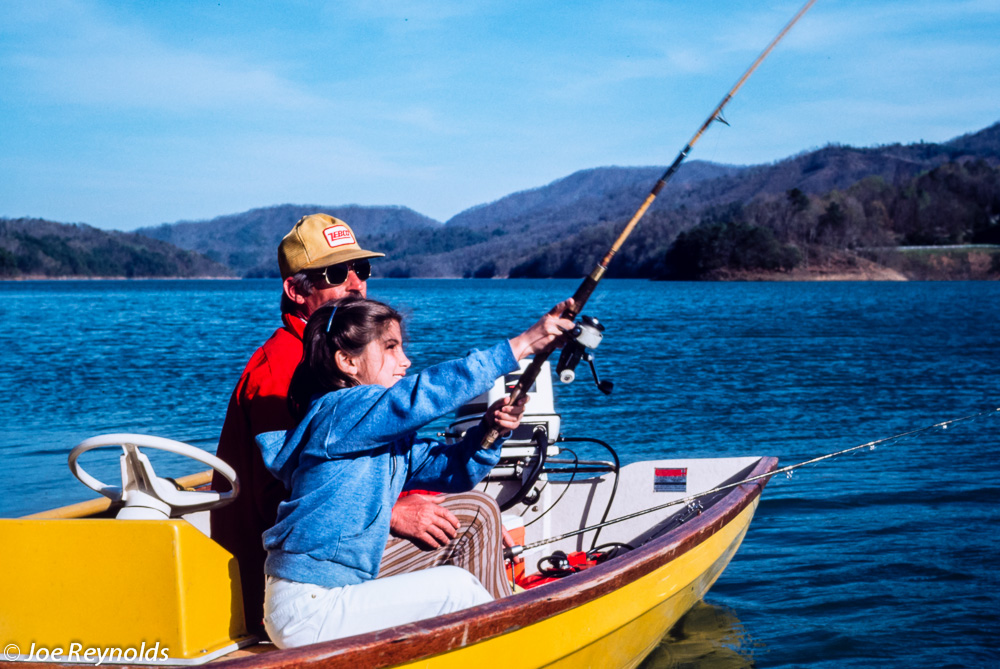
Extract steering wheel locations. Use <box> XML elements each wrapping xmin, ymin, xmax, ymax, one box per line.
<box><xmin>68</xmin><ymin>433</ymin><xmax>239</xmax><ymax>520</ymax></box>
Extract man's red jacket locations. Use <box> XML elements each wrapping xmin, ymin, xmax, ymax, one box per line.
<box><xmin>211</xmin><ymin>314</ymin><xmax>306</xmax><ymax>634</ymax></box>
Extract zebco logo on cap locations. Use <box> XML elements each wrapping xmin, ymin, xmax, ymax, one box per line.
<box><xmin>323</xmin><ymin>224</ymin><xmax>356</xmax><ymax>249</ymax></box>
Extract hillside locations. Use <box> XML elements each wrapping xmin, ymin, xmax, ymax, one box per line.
<box><xmin>129</xmin><ymin>121</ymin><xmax>1000</xmax><ymax>280</ymax></box>
<box><xmin>136</xmin><ymin>204</ymin><xmax>440</xmax><ymax>278</ymax></box>
<box><xmin>445</xmin><ymin>161</ymin><xmax>745</xmax><ymax>230</ymax></box>
<box><xmin>651</xmin><ymin>157</ymin><xmax>1000</xmax><ymax>281</ymax></box>
<box><xmin>374</xmin><ymin>122</ymin><xmax>1000</xmax><ymax>278</ymax></box>
<box><xmin>0</xmin><ymin>218</ymin><xmax>232</xmax><ymax>279</ymax></box>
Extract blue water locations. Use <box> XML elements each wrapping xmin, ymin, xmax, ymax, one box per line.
<box><xmin>1</xmin><ymin>279</ymin><xmax>998</xmax><ymax>667</ymax></box>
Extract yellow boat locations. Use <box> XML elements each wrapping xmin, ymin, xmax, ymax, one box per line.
<box><xmin>1</xmin><ymin>364</ymin><xmax>777</xmax><ymax>668</ymax></box>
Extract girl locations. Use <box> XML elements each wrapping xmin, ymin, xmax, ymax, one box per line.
<box><xmin>256</xmin><ymin>296</ymin><xmax>574</xmax><ymax>647</ymax></box>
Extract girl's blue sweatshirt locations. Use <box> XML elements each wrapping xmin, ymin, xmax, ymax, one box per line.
<box><xmin>256</xmin><ymin>340</ymin><xmax>518</xmax><ymax>589</ymax></box>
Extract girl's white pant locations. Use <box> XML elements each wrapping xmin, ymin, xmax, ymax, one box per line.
<box><xmin>263</xmin><ymin>567</ymin><xmax>493</xmax><ymax>648</ymax></box>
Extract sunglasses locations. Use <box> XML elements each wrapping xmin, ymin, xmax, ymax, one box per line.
<box><xmin>314</xmin><ymin>258</ymin><xmax>372</xmax><ymax>286</ymax></box>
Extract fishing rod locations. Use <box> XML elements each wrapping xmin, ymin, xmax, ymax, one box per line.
<box><xmin>482</xmin><ymin>0</ymin><xmax>819</xmax><ymax>449</ymax></box>
<box><xmin>511</xmin><ymin>408</ymin><xmax>998</xmax><ymax>554</ymax></box>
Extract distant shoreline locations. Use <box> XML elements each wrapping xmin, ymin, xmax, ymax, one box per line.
<box><xmin>0</xmin><ymin>275</ymin><xmax>241</xmax><ymax>281</ymax></box>
<box><xmin>5</xmin><ymin>274</ymin><xmax>999</xmax><ymax>283</ymax></box>
<box><xmin>5</xmin><ymin>247</ymin><xmax>1000</xmax><ymax>283</ymax></box>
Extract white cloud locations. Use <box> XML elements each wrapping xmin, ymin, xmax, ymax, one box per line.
<box><xmin>3</xmin><ymin>0</ymin><xmax>325</xmax><ymax>113</ymax></box>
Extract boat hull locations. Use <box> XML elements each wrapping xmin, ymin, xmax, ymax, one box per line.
<box><xmin>402</xmin><ymin>498</ymin><xmax>758</xmax><ymax>669</ymax></box>
<box><xmin>4</xmin><ymin>457</ymin><xmax>776</xmax><ymax>669</ymax></box>
<box><xmin>222</xmin><ymin>456</ymin><xmax>777</xmax><ymax>669</ymax></box>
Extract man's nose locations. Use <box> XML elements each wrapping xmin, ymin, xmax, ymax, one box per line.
<box><xmin>345</xmin><ymin>267</ymin><xmax>364</xmax><ymax>291</ymax></box>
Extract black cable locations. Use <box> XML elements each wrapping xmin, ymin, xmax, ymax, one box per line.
<box><xmin>533</xmin><ymin>542</ymin><xmax>636</xmax><ymax>581</ymax></box>
<box><xmin>523</xmin><ymin>447</ymin><xmax>578</xmax><ymax>529</ymax></box>
<box><xmin>536</xmin><ymin>552</ymin><xmax>577</xmax><ymax>578</ymax></box>
<box><xmin>586</xmin><ymin>542</ymin><xmax>634</xmax><ymax>561</ymax></box>
<box><xmin>558</xmin><ymin>436</ymin><xmax>620</xmax><ymax>550</ymax></box>
<box><xmin>499</xmin><ymin>425</ymin><xmax>549</xmax><ymax>512</ymax></box>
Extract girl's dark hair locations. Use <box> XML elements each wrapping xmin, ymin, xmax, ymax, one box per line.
<box><xmin>288</xmin><ymin>296</ymin><xmax>403</xmax><ymax>419</ymax></box>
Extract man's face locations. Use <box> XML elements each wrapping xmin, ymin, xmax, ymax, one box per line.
<box><xmin>301</xmin><ymin>261</ymin><xmax>368</xmax><ymax>316</ymax></box>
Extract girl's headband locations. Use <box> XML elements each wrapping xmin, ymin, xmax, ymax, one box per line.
<box><xmin>325</xmin><ymin>306</ymin><xmax>338</xmax><ymax>334</ymax></box>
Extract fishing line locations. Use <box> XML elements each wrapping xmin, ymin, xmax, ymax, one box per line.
<box><xmin>518</xmin><ymin>408</ymin><xmax>999</xmax><ymax>552</ymax></box>
<box><xmin>480</xmin><ymin>0</ymin><xmax>820</xmax><ymax>450</ymax></box>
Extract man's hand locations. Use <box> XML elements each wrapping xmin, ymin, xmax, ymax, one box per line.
<box><xmin>389</xmin><ymin>494</ymin><xmax>460</xmax><ymax>550</ymax></box>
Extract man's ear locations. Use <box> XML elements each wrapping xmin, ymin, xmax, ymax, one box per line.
<box><xmin>334</xmin><ymin>350</ymin><xmax>359</xmax><ymax>378</ymax></box>
<box><xmin>283</xmin><ymin>277</ymin><xmax>308</xmax><ymax>305</ymax></box>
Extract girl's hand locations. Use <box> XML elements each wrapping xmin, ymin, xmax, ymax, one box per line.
<box><xmin>509</xmin><ymin>299</ymin><xmax>576</xmax><ymax>360</ymax></box>
<box><xmin>484</xmin><ymin>395</ymin><xmax>529</xmax><ymax>435</ymax></box>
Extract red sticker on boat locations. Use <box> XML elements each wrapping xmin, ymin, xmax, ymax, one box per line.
<box><xmin>654</xmin><ymin>467</ymin><xmax>687</xmax><ymax>493</ymax></box>
<box><xmin>323</xmin><ymin>224</ymin><xmax>356</xmax><ymax>248</ymax></box>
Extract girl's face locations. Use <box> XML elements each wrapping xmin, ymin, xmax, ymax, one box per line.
<box><xmin>354</xmin><ymin>321</ymin><xmax>410</xmax><ymax>387</ymax></box>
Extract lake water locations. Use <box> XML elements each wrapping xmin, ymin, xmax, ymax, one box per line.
<box><xmin>1</xmin><ymin>279</ymin><xmax>998</xmax><ymax>667</ymax></box>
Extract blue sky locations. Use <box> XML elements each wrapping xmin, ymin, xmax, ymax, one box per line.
<box><xmin>1</xmin><ymin>0</ymin><xmax>998</xmax><ymax>230</ymax></box>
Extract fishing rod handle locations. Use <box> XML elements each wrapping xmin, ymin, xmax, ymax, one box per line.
<box><xmin>568</xmin><ymin>271</ymin><xmax>600</xmax><ymax>317</ymax></box>
<box><xmin>479</xmin><ymin>352</ymin><xmax>552</xmax><ymax>448</ymax></box>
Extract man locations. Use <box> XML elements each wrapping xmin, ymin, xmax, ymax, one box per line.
<box><xmin>211</xmin><ymin>213</ymin><xmax>509</xmax><ymax>635</ymax></box>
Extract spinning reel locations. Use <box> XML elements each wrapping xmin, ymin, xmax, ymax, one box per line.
<box><xmin>555</xmin><ymin>315</ymin><xmax>614</xmax><ymax>395</ymax></box>
<box><xmin>449</xmin><ymin>313</ymin><xmax>616</xmax><ymax>510</ymax></box>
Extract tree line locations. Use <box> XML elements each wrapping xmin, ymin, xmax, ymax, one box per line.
<box><xmin>0</xmin><ymin>219</ymin><xmax>231</xmax><ymax>279</ymax></box>
<box><xmin>508</xmin><ymin>160</ymin><xmax>1000</xmax><ymax>280</ymax></box>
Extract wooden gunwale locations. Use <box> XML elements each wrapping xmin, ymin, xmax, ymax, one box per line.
<box><xmin>215</xmin><ymin>456</ymin><xmax>778</xmax><ymax>669</ymax></box>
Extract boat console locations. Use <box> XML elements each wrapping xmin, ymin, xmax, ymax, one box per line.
<box><xmin>2</xmin><ymin>435</ymin><xmax>254</xmax><ymax>665</ymax></box>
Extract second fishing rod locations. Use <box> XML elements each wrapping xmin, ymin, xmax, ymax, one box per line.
<box><xmin>505</xmin><ymin>407</ymin><xmax>999</xmax><ymax>557</ymax></box>
<box><xmin>480</xmin><ymin>0</ymin><xmax>819</xmax><ymax>449</ymax></box>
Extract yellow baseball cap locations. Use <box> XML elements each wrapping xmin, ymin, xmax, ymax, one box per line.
<box><xmin>278</xmin><ymin>214</ymin><xmax>385</xmax><ymax>279</ymax></box>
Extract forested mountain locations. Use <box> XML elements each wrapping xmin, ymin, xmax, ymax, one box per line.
<box><xmin>445</xmin><ymin>161</ymin><xmax>745</xmax><ymax>231</ymax></box>
<box><xmin>128</xmin><ymin>167</ymin><xmax>742</xmax><ymax>279</ymax></box>
<box><xmin>136</xmin><ymin>204</ymin><xmax>440</xmax><ymax>277</ymax></box>
<box><xmin>657</xmin><ymin>159</ymin><xmax>1000</xmax><ymax>280</ymax></box>
<box><xmin>943</xmin><ymin>122</ymin><xmax>1000</xmax><ymax>158</ymax></box>
<box><xmin>0</xmin><ymin>218</ymin><xmax>231</xmax><ymax>279</ymax></box>
<box><xmin>370</xmin><ymin>122</ymin><xmax>1000</xmax><ymax>279</ymax></box>
<box><xmin>12</xmin><ymin>123</ymin><xmax>995</xmax><ymax>281</ymax></box>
